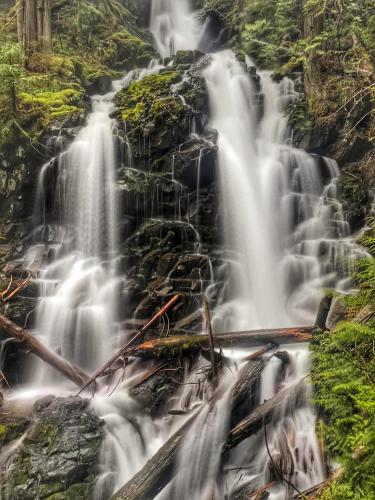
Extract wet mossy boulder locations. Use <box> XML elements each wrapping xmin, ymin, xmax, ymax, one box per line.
<box><xmin>101</xmin><ymin>31</ymin><xmax>155</xmax><ymax>72</ymax></box>
<box><xmin>2</xmin><ymin>396</ymin><xmax>103</xmax><ymax>499</ymax></box>
<box><xmin>115</xmin><ymin>70</ymin><xmax>186</xmax><ymax>147</ymax></box>
<box><xmin>115</xmin><ymin>60</ymin><xmax>210</xmax><ymax>163</ymax></box>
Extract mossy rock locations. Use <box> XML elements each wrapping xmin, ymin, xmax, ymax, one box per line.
<box><xmin>5</xmin><ymin>396</ymin><xmax>103</xmax><ymax>500</ymax></box>
<box><xmin>101</xmin><ymin>30</ymin><xmax>155</xmax><ymax>71</ymax></box>
<box><xmin>0</xmin><ymin>416</ymin><xmax>29</xmax><ymax>447</ymax></box>
<box><xmin>115</xmin><ymin>70</ymin><xmax>184</xmax><ymax>130</ymax></box>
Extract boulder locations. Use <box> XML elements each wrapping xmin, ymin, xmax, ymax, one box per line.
<box><xmin>1</xmin><ymin>396</ymin><xmax>103</xmax><ymax>499</ymax></box>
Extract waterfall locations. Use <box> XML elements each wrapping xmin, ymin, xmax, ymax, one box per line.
<box><xmin>204</xmin><ymin>52</ymin><xmax>364</xmax><ymax>332</ymax></box>
<box><xmin>30</xmin><ymin>94</ymin><xmax>120</xmax><ymax>383</ymax></box>
<box><xmin>4</xmin><ymin>1</ymin><xmax>365</xmax><ymax>498</ymax></box>
<box><xmin>150</xmin><ymin>0</ymin><xmax>203</xmax><ymax>58</ymax></box>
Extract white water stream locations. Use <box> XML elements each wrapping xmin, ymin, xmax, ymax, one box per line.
<box><xmin>2</xmin><ymin>0</ymin><xmax>366</xmax><ymax>498</ymax></box>
<box><xmin>150</xmin><ymin>0</ymin><xmax>203</xmax><ymax>58</ymax></box>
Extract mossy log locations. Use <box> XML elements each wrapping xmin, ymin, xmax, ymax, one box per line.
<box><xmin>129</xmin><ymin>327</ymin><xmax>314</xmax><ymax>358</ymax></box>
<box><xmin>110</xmin><ymin>360</ymin><xmax>264</xmax><ymax>500</ymax></box>
<box><xmin>0</xmin><ymin>313</ymin><xmax>89</xmax><ymax>387</ymax></box>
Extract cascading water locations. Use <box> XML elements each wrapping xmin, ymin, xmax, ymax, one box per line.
<box><xmin>30</xmin><ymin>96</ymin><xmax>120</xmax><ymax>383</ymax></box>
<box><xmin>3</xmin><ymin>1</ymin><xmax>367</xmax><ymax>498</ymax></box>
<box><xmin>193</xmin><ymin>50</ymin><xmax>364</xmax><ymax>499</ymax></box>
<box><xmin>150</xmin><ymin>0</ymin><xmax>203</xmax><ymax>58</ymax></box>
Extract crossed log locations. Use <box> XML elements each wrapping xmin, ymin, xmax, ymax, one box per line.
<box><xmin>111</xmin><ymin>378</ymin><xmax>305</xmax><ymax>500</ymax></box>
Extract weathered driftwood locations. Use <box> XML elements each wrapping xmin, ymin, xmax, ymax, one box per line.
<box><xmin>129</xmin><ymin>327</ymin><xmax>314</xmax><ymax>358</ymax></box>
<box><xmin>77</xmin><ymin>294</ymin><xmax>181</xmax><ymax>395</ymax></box>
<box><xmin>226</xmin><ymin>379</ymin><xmax>306</xmax><ymax>450</ymax></box>
<box><xmin>0</xmin><ymin>313</ymin><xmax>89</xmax><ymax>387</ymax></box>
<box><xmin>110</xmin><ymin>360</ymin><xmax>264</xmax><ymax>500</ymax></box>
<box><xmin>110</xmin><ymin>412</ymin><xmax>196</xmax><ymax>500</ymax></box>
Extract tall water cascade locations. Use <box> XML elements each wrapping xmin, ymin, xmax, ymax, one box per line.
<box><xmin>150</xmin><ymin>0</ymin><xmax>203</xmax><ymax>58</ymax></box>
<box><xmin>1</xmin><ymin>0</ymin><xmax>367</xmax><ymax>498</ymax></box>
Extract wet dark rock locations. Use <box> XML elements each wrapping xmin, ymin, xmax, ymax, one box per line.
<box><xmin>117</xmin><ymin>167</ymin><xmax>188</xmax><ymax>220</ymax></box>
<box><xmin>86</xmin><ymin>75</ymin><xmax>113</xmax><ymax>96</ymax></box>
<box><xmin>2</xmin><ymin>396</ymin><xmax>103</xmax><ymax>499</ymax></box>
<box><xmin>166</xmin><ymin>137</ymin><xmax>218</xmax><ymax>190</ymax></box>
<box><xmin>129</xmin><ymin>362</ymin><xmax>185</xmax><ymax>417</ymax></box>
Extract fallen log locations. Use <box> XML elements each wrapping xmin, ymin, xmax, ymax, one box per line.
<box><xmin>226</xmin><ymin>380</ymin><xmax>306</xmax><ymax>450</ymax></box>
<box><xmin>243</xmin><ymin>343</ymin><xmax>276</xmax><ymax>361</ymax></box>
<box><xmin>231</xmin><ymin>360</ymin><xmax>263</xmax><ymax>411</ymax></box>
<box><xmin>110</xmin><ymin>360</ymin><xmax>264</xmax><ymax>500</ymax></box>
<box><xmin>111</xmin><ymin>373</ymin><xmax>303</xmax><ymax>500</ymax></box>
<box><xmin>230</xmin><ymin>476</ymin><xmax>263</xmax><ymax>500</ymax></box>
<box><xmin>129</xmin><ymin>327</ymin><xmax>313</xmax><ymax>358</ymax></box>
<box><xmin>0</xmin><ymin>313</ymin><xmax>89</xmax><ymax>387</ymax></box>
<box><xmin>77</xmin><ymin>294</ymin><xmax>181</xmax><ymax>395</ymax></box>
<box><xmin>294</xmin><ymin>467</ymin><xmax>344</xmax><ymax>499</ymax></box>
<box><xmin>204</xmin><ymin>297</ymin><xmax>218</xmax><ymax>386</ymax></box>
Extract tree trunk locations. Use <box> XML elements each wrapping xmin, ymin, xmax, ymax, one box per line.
<box><xmin>130</xmin><ymin>327</ymin><xmax>313</xmax><ymax>358</ymax></box>
<box><xmin>17</xmin><ymin>0</ymin><xmax>52</xmax><ymax>54</ymax></box>
<box><xmin>0</xmin><ymin>313</ymin><xmax>90</xmax><ymax>387</ymax></box>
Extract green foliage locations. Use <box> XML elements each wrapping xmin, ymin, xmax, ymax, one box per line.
<box><xmin>0</xmin><ymin>42</ymin><xmax>23</xmax><ymax>113</ymax></box>
<box><xmin>239</xmin><ymin>0</ymin><xmax>304</xmax><ymax>67</ymax></box>
<box><xmin>52</xmin><ymin>0</ymin><xmax>155</xmax><ymax>71</ymax></box>
<box><xmin>312</xmin><ymin>220</ymin><xmax>375</xmax><ymax>498</ymax></box>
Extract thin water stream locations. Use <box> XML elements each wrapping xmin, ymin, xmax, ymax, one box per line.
<box><xmin>1</xmin><ymin>0</ymin><xmax>366</xmax><ymax>498</ymax></box>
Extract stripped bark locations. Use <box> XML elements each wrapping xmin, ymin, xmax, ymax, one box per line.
<box><xmin>243</xmin><ymin>343</ymin><xmax>276</xmax><ymax>361</ymax></box>
<box><xmin>129</xmin><ymin>327</ymin><xmax>313</xmax><ymax>358</ymax></box>
<box><xmin>0</xmin><ymin>313</ymin><xmax>89</xmax><ymax>387</ymax></box>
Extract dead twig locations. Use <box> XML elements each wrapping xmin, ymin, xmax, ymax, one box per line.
<box><xmin>77</xmin><ymin>294</ymin><xmax>182</xmax><ymax>396</ymax></box>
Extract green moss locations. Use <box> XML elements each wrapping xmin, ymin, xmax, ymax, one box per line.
<box><xmin>0</xmin><ymin>418</ymin><xmax>29</xmax><ymax>446</ymax></box>
<box><xmin>38</xmin><ymin>482</ymin><xmax>64</xmax><ymax>498</ymax></box>
<box><xmin>46</xmin><ymin>482</ymin><xmax>91</xmax><ymax>500</ymax></box>
<box><xmin>14</xmin><ymin>470</ymin><xmax>28</xmax><ymax>486</ymax></box>
<box><xmin>38</xmin><ymin>423</ymin><xmax>59</xmax><ymax>452</ymax></box>
<box><xmin>116</xmin><ymin>71</ymin><xmax>184</xmax><ymax>130</ymax></box>
<box><xmin>311</xmin><ymin>225</ymin><xmax>375</xmax><ymax>498</ymax></box>
<box><xmin>101</xmin><ymin>31</ymin><xmax>155</xmax><ymax>71</ymax></box>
